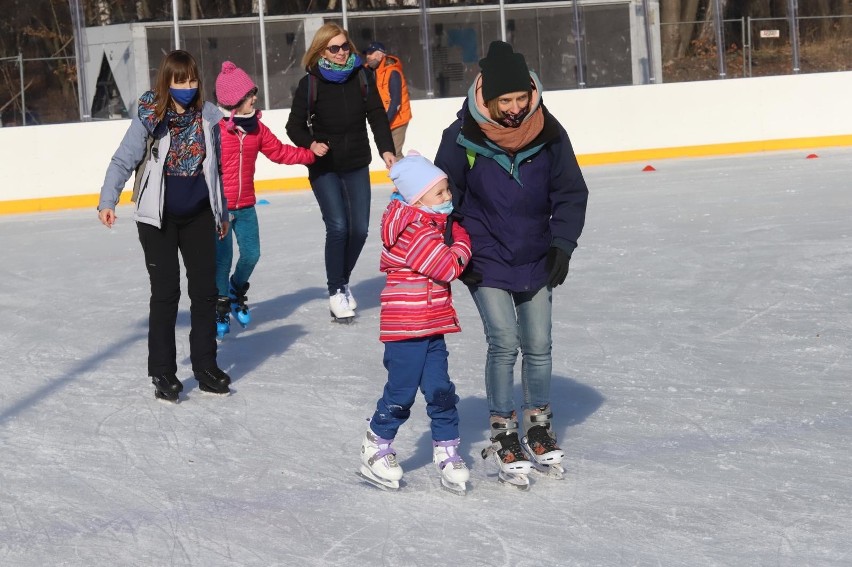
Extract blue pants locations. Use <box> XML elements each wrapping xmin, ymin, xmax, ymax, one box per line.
<box><xmin>469</xmin><ymin>285</ymin><xmax>553</xmax><ymax>418</ymax></box>
<box><xmin>309</xmin><ymin>167</ymin><xmax>371</xmax><ymax>295</ymax></box>
<box><xmin>370</xmin><ymin>336</ymin><xmax>460</xmax><ymax>442</ymax></box>
<box><xmin>215</xmin><ymin>206</ymin><xmax>260</xmax><ymax>296</ymax></box>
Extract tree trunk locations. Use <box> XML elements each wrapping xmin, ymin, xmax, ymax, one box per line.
<box><xmin>136</xmin><ymin>0</ymin><xmax>152</xmax><ymax>21</ymax></box>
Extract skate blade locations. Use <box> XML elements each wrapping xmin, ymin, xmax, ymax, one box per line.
<box><xmin>356</xmin><ymin>467</ymin><xmax>400</xmax><ymax>491</ymax></box>
<box><xmin>154</xmin><ymin>392</ymin><xmax>180</xmax><ymax>404</ymax></box>
<box><xmin>531</xmin><ymin>462</ymin><xmax>565</xmax><ymax>480</ymax></box>
<box><xmin>497</xmin><ymin>471</ymin><xmax>530</xmax><ymax>491</ymax></box>
<box><xmin>198</xmin><ymin>386</ymin><xmax>231</xmax><ymax>396</ymax></box>
<box><xmin>440</xmin><ymin>478</ymin><xmax>467</xmax><ymax>496</ymax></box>
<box><xmin>331</xmin><ymin>316</ymin><xmax>355</xmax><ymax>324</ymax></box>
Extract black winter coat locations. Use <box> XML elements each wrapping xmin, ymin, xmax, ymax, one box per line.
<box><xmin>286</xmin><ymin>66</ymin><xmax>395</xmax><ymax>178</ymax></box>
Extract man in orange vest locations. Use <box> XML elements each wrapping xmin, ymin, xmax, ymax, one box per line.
<box><xmin>364</xmin><ymin>41</ymin><xmax>412</xmax><ymax>159</ymax></box>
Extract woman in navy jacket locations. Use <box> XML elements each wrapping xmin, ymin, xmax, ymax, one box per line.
<box><xmin>435</xmin><ymin>41</ymin><xmax>588</xmax><ymax>489</ymax></box>
<box><xmin>286</xmin><ymin>23</ymin><xmax>396</xmax><ymax>322</ymax></box>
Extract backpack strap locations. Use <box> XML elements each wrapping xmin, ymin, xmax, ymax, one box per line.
<box><xmin>306</xmin><ymin>73</ymin><xmax>317</xmax><ymax>136</ymax></box>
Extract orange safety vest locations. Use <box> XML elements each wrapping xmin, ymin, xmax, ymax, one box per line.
<box><xmin>374</xmin><ymin>55</ymin><xmax>412</xmax><ymax>130</ymax></box>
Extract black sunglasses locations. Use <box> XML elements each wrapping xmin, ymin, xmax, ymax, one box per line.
<box><xmin>326</xmin><ymin>42</ymin><xmax>351</xmax><ymax>54</ymax></box>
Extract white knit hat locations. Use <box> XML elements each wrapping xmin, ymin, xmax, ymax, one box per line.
<box><xmin>389</xmin><ymin>151</ymin><xmax>448</xmax><ymax>204</ymax></box>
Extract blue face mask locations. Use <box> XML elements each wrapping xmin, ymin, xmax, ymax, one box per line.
<box><xmin>423</xmin><ymin>201</ymin><xmax>454</xmax><ymax>215</ymax></box>
<box><xmin>169</xmin><ymin>87</ymin><xmax>198</xmax><ymax>107</ymax></box>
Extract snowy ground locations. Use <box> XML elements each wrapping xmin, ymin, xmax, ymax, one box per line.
<box><xmin>1</xmin><ymin>149</ymin><xmax>850</xmax><ymax>566</ymax></box>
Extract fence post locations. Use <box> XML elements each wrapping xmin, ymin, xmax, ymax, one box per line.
<box><xmin>787</xmin><ymin>0</ymin><xmax>800</xmax><ymax>73</ymax></box>
<box><xmin>746</xmin><ymin>17</ymin><xmax>752</xmax><ymax>76</ymax></box>
<box><xmin>69</xmin><ymin>0</ymin><xmax>90</xmax><ymax>121</ymax></box>
<box><xmin>171</xmin><ymin>0</ymin><xmax>180</xmax><ymax>49</ymax></box>
<box><xmin>641</xmin><ymin>0</ymin><xmax>656</xmax><ymax>84</ymax></box>
<box><xmin>258</xmin><ymin>0</ymin><xmax>270</xmax><ymax>110</ymax></box>
<box><xmin>712</xmin><ymin>0</ymin><xmax>726</xmax><ymax>78</ymax></box>
<box><xmin>18</xmin><ymin>53</ymin><xmax>26</xmax><ymax>126</ymax></box>
<box><xmin>572</xmin><ymin>0</ymin><xmax>586</xmax><ymax>88</ymax></box>
<box><xmin>419</xmin><ymin>0</ymin><xmax>434</xmax><ymax>98</ymax></box>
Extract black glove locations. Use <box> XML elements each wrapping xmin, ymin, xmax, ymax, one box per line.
<box><xmin>459</xmin><ymin>265</ymin><xmax>483</xmax><ymax>286</ymax></box>
<box><xmin>545</xmin><ymin>247</ymin><xmax>570</xmax><ymax>288</ymax></box>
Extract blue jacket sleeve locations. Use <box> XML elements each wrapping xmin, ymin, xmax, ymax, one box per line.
<box><xmin>547</xmin><ymin>125</ymin><xmax>588</xmax><ymax>255</ymax></box>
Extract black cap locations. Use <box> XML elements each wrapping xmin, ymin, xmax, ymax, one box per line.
<box><xmin>479</xmin><ymin>41</ymin><xmax>531</xmax><ymax>101</ymax></box>
<box><xmin>363</xmin><ymin>41</ymin><xmax>386</xmax><ymax>55</ymax></box>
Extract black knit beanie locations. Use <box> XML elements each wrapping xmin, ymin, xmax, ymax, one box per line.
<box><xmin>479</xmin><ymin>41</ymin><xmax>531</xmax><ymax>102</ymax></box>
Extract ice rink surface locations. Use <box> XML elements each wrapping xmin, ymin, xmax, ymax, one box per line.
<box><xmin>0</xmin><ymin>149</ymin><xmax>850</xmax><ymax>566</ymax></box>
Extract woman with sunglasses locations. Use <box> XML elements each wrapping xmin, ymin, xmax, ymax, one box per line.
<box><xmin>213</xmin><ymin>61</ymin><xmax>318</xmax><ymax>339</ymax></box>
<box><xmin>286</xmin><ymin>23</ymin><xmax>396</xmax><ymax>324</ymax></box>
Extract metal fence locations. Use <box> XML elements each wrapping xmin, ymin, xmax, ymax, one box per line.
<box><xmin>2</xmin><ymin>2</ymin><xmax>851</xmax><ymax>126</ymax></box>
<box><xmin>660</xmin><ymin>14</ymin><xmax>852</xmax><ymax>84</ymax></box>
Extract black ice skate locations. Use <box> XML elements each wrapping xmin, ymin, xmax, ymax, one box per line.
<box><xmin>151</xmin><ymin>373</ymin><xmax>183</xmax><ymax>403</ymax></box>
<box><xmin>481</xmin><ymin>413</ymin><xmax>532</xmax><ymax>491</ymax></box>
<box><xmin>521</xmin><ymin>406</ymin><xmax>566</xmax><ymax>480</ymax></box>
<box><xmin>194</xmin><ymin>367</ymin><xmax>231</xmax><ymax>395</ymax></box>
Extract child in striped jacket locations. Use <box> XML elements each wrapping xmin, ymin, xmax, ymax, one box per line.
<box><xmin>358</xmin><ymin>151</ymin><xmax>473</xmax><ymax>494</ymax></box>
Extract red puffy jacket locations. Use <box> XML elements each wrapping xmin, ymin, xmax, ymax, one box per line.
<box><xmin>379</xmin><ymin>199</ymin><xmax>472</xmax><ymax>342</ymax></box>
<box><xmin>219</xmin><ymin>118</ymin><xmax>315</xmax><ymax>210</ymax></box>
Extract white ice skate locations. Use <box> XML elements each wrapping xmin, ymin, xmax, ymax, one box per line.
<box><xmin>358</xmin><ymin>428</ymin><xmax>403</xmax><ymax>491</ymax></box>
<box><xmin>481</xmin><ymin>414</ymin><xmax>532</xmax><ymax>491</ymax></box>
<box><xmin>521</xmin><ymin>406</ymin><xmax>566</xmax><ymax>480</ymax></box>
<box><xmin>433</xmin><ymin>439</ymin><xmax>469</xmax><ymax>496</ymax></box>
<box><xmin>329</xmin><ymin>289</ymin><xmax>355</xmax><ymax>324</ymax></box>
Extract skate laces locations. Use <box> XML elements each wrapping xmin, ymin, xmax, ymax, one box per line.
<box><xmin>526</xmin><ymin>425</ymin><xmax>560</xmax><ymax>454</ymax></box>
<box><xmin>373</xmin><ymin>435</ymin><xmax>397</xmax><ymax>462</ymax></box>
<box><xmin>494</xmin><ymin>431</ymin><xmax>527</xmax><ymax>464</ymax></box>
<box><xmin>433</xmin><ymin>439</ymin><xmax>464</xmax><ymax>468</ymax></box>
<box><xmin>333</xmin><ymin>290</ymin><xmax>350</xmax><ymax>309</ymax></box>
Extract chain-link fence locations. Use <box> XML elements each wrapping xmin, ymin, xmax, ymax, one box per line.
<box><xmin>2</xmin><ymin>2</ymin><xmax>851</xmax><ymax>127</ymax></box>
<box><xmin>0</xmin><ymin>55</ymin><xmax>78</xmax><ymax>127</ymax></box>
<box><xmin>661</xmin><ymin>13</ymin><xmax>852</xmax><ymax>84</ymax></box>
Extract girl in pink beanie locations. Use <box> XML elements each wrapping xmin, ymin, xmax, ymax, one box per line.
<box><xmin>213</xmin><ymin>61</ymin><xmax>320</xmax><ymax>338</ymax></box>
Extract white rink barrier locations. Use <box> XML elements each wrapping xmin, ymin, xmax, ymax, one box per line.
<box><xmin>1</xmin><ymin>71</ymin><xmax>851</xmax><ymax>214</ymax></box>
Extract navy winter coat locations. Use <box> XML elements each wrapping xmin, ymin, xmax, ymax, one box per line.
<box><xmin>434</xmin><ymin>102</ymin><xmax>588</xmax><ymax>292</ymax></box>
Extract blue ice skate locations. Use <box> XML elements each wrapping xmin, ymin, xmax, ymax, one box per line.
<box><xmin>229</xmin><ymin>279</ymin><xmax>251</xmax><ymax>328</ymax></box>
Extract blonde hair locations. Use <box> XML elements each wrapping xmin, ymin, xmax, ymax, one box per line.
<box><xmin>302</xmin><ymin>23</ymin><xmax>358</xmax><ymax>69</ymax></box>
<box><xmin>153</xmin><ymin>50</ymin><xmax>204</xmax><ymax>120</ymax></box>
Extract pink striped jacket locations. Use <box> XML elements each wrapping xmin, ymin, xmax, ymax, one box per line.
<box><xmin>379</xmin><ymin>199</ymin><xmax>472</xmax><ymax>342</ymax></box>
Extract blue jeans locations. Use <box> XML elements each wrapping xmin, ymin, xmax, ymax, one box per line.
<box><xmin>469</xmin><ymin>285</ymin><xmax>553</xmax><ymax>418</ymax></box>
<box><xmin>310</xmin><ymin>167</ymin><xmax>371</xmax><ymax>295</ymax></box>
<box><xmin>370</xmin><ymin>336</ymin><xmax>460</xmax><ymax>442</ymax></box>
<box><xmin>215</xmin><ymin>206</ymin><xmax>260</xmax><ymax>296</ymax></box>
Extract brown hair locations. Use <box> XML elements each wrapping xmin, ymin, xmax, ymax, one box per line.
<box><xmin>153</xmin><ymin>50</ymin><xmax>204</xmax><ymax>120</ymax></box>
<box><xmin>302</xmin><ymin>23</ymin><xmax>358</xmax><ymax>69</ymax></box>
<box><xmin>485</xmin><ymin>90</ymin><xmax>533</xmax><ymax>122</ymax></box>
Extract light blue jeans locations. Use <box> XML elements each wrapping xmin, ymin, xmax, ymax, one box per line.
<box><xmin>215</xmin><ymin>206</ymin><xmax>260</xmax><ymax>296</ymax></box>
<box><xmin>469</xmin><ymin>285</ymin><xmax>553</xmax><ymax>418</ymax></box>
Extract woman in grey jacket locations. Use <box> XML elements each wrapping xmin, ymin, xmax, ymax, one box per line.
<box><xmin>98</xmin><ymin>50</ymin><xmax>232</xmax><ymax>402</ymax></box>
